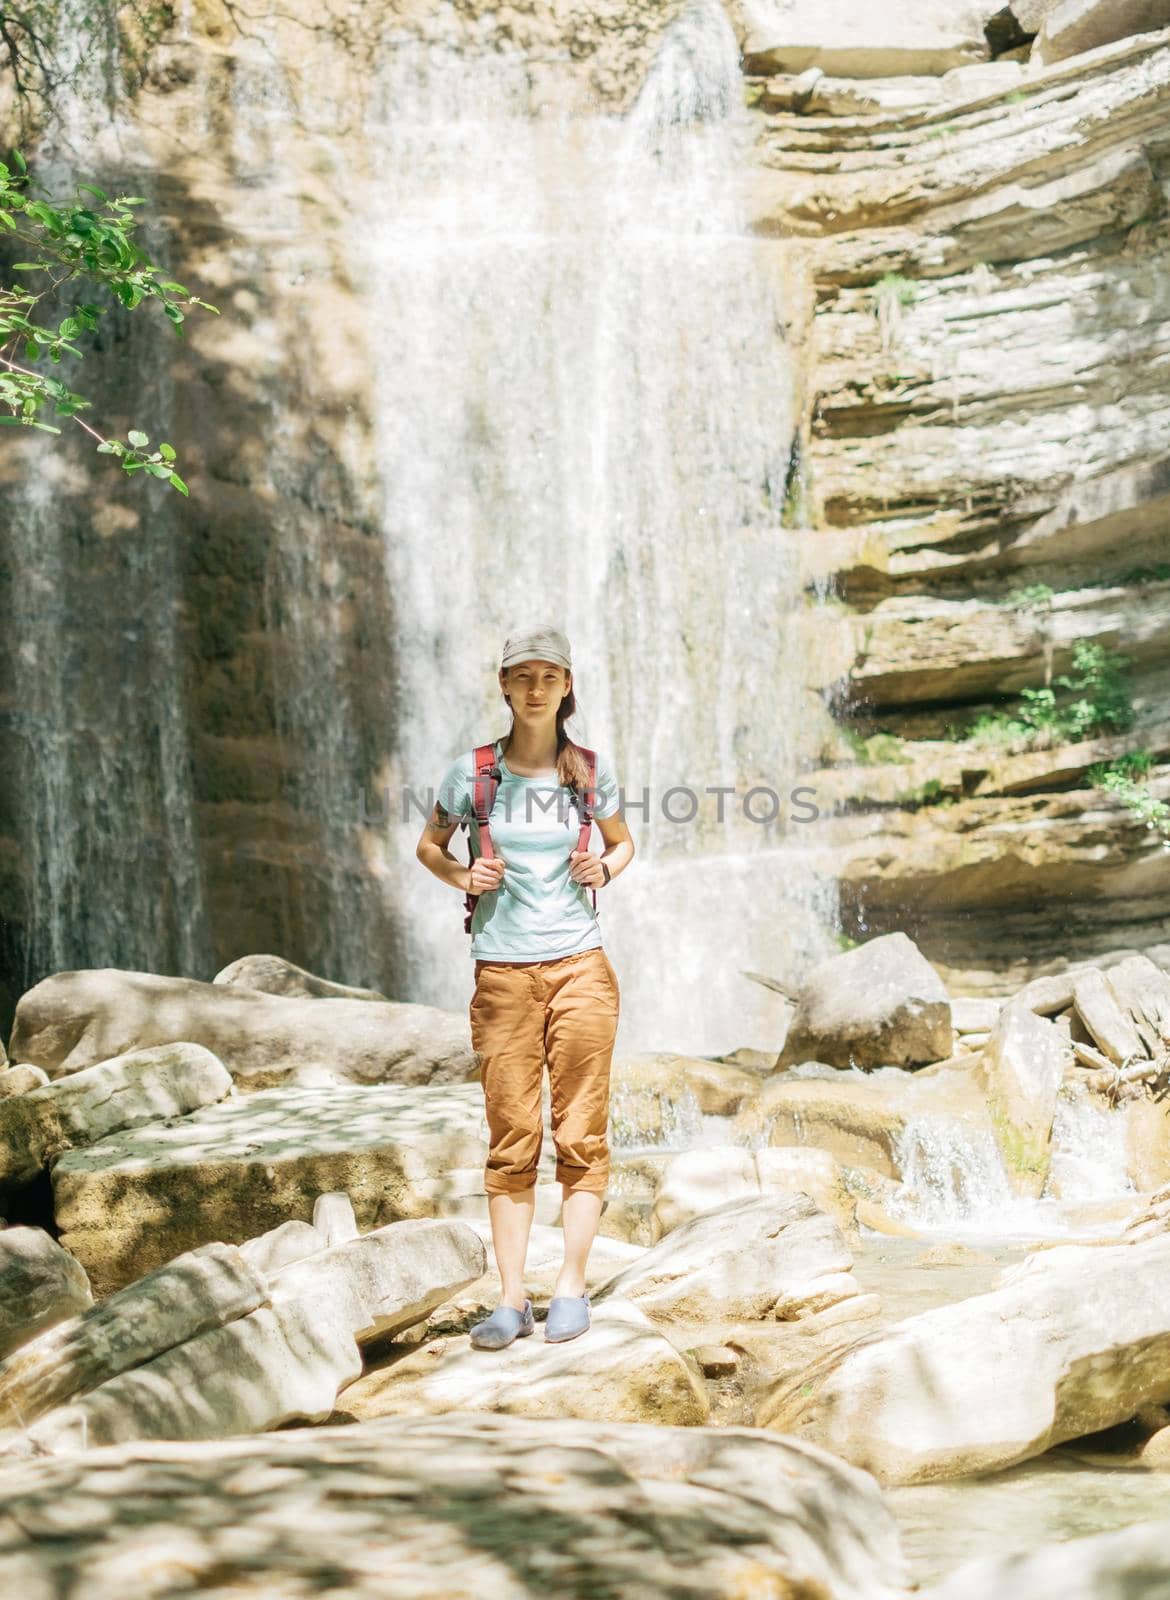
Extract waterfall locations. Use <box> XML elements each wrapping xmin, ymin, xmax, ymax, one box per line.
<box><xmin>889</xmin><ymin>1091</ymin><xmax>1136</xmax><ymax>1239</ymax></box>
<box><xmin>368</xmin><ymin>0</ymin><xmax>840</xmax><ymax>1053</ymax></box>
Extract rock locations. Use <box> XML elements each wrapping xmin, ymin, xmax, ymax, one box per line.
<box><xmin>1033</xmin><ymin>0</ymin><xmax>1170</xmax><ymax>65</ymax></box>
<box><xmin>596</xmin><ymin>1192</ymin><xmax>875</xmax><ymax>1326</ymax></box>
<box><xmin>1071</xmin><ymin>967</ymin><xmax>1147</xmax><ymax>1065</ymax></box>
<box><xmin>691</xmin><ymin>1344</ymin><xmax>738</xmax><ymax>1376</ymax></box>
<box><xmin>0</xmin><ymin>1228</ymin><xmax>92</xmax><ymax>1364</ymax></box>
<box><xmin>1098</xmin><ymin>953</ymin><xmax>1170</xmax><ymax>1058</ymax></box>
<box><xmin>1140</xmin><ymin>1426</ymin><xmax>1170</xmax><ymax>1468</ymax></box>
<box><xmin>0</xmin><ymin>1241</ymin><xmax>266</xmax><ymax>1430</ymax></box>
<box><xmin>609</xmin><ymin>1052</ymin><xmax>759</xmax><ymax>1142</ymax></box>
<box><xmin>1014</xmin><ymin>973</ymin><xmax>1079</xmax><ymax>1016</ymax></box>
<box><xmin>1012</xmin><ymin>0</ymin><xmax>1061</xmax><ymax>30</ymax></box>
<box><xmin>649</xmin><ymin>1145</ymin><xmax>857</xmax><ymax>1242</ymax></box>
<box><xmin>267</xmin><ymin>1217</ymin><xmax>487</xmax><ymax>1346</ymax></box>
<box><xmin>926</xmin><ymin>1515</ymin><xmax>1170</xmax><ymax>1598</ymax></box>
<box><xmin>0</xmin><ymin>1064</ymin><xmax>48</xmax><ymax>1097</ymax></box>
<box><xmin>213</xmin><ymin>953</ymin><xmax>388</xmax><ymax>1001</ymax></box>
<box><xmin>765</xmin><ymin>1233</ymin><xmax>1170</xmax><ymax>1484</ymax></box>
<box><xmin>0</xmin><ymin>1412</ymin><xmax>911</xmax><ymax>1600</ymax></box>
<box><xmin>1123</xmin><ymin>1095</ymin><xmax>1170</xmax><ymax>1190</ymax></box>
<box><xmin>776</xmin><ymin>932</ymin><xmax>952</xmax><ymax>1071</ymax></box>
<box><xmin>951</xmin><ymin>997</ymin><xmax>1002</xmax><ymax>1033</ymax></box>
<box><xmin>51</xmin><ymin>1082</ymin><xmax>490</xmax><ymax>1295</ymax></box>
<box><xmin>10</xmin><ymin>968</ymin><xmax>474</xmax><ymax>1089</ymax></box>
<box><xmin>978</xmin><ymin>1000</ymin><xmax>1070</xmax><ymax>1196</ymax></box>
<box><xmin>239</xmin><ymin>1219</ymin><xmax>327</xmax><ymax>1276</ymax></box>
<box><xmin>5</xmin><ymin>1218</ymin><xmax>485</xmax><ymax>1451</ymax></box>
<box><xmin>739</xmin><ymin>0</ymin><xmax>994</xmax><ymax>77</ymax></box>
<box><xmin>1121</xmin><ymin>1179</ymin><xmax>1170</xmax><ymax>1240</ymax></box>
<box><xmin>344</xmin><ymin>1294</ymin><xmax>710</xmax><ymax>1428</ymax></box>
<box><xmin>942</xmin><ymin>59</ymin><xmax>1024</xmax><ymax>96</ymax></box>
<box><xmin>396</xmin><ymin>1221</ymin><xmax>644</xmax><ymax>1343</ymax></box>
<box><xmin>25</xmin><ymin>1294</ymin><xmax>362</xmax><ymax>1452</ymax></box>
<box><xmin>0</xmin><ymin>1042</ymin><xmax>233</xmax><ymax>1187</ymax></box>
<box><xmin>311</xmin><ymin>1190</ymin><xmax>360</xmax><ymax>1246</ymax></box>
<box><xmin>649</xmin><ymin>1148</ymin><xmax>757</xmax><ymax>1239</ymax></box>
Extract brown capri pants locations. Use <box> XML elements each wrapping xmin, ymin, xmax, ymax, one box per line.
<box><xmin>469</xmin><ymin>947</ymin><xmax>620</xmax><ymax>1197</ymax></box>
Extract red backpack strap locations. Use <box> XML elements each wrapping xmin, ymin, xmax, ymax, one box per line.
<box><xmin>463</xmin><ymin>742</ymin><xmax>501</xmax><ymax>935</ymax></box>
<box><xmin>572</xmin><ymin>745</ymin><xmax>599</xmax><ymax>918</ymax></box>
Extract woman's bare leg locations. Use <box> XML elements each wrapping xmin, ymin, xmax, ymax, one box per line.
<box><xmin>554</xmin><ymin>1186</ymin><xmax>603</xmax><ymax>1297</ymax></box>
<box><xmin>488</xmin><ymin>1186</ymin><xmax>536</xmax><ymax>1309</ymax></box>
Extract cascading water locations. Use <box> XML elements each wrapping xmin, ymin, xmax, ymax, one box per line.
<box><xmin>368</xmin><ymin>0</ymin><xmax>840</xmax><ymax>1053</ymax></box>
<box><xmin>1</xmin><ymin>7</ymin><xmax>209</xmax><ymax>996</ymax></box>
<box><xmin>888</xmin><ymin>1089</ymin><xmax>1136</xmax><ymax>1239</ymax></box>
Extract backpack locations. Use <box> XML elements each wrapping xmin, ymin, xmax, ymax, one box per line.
<box><xmin>462</xmin><ymin>740</ymin><xmax>599</xmax><ymax>934</ymax></box>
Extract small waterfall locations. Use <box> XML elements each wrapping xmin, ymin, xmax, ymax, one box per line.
<box><xmin>889</xmin><ymin>1091</ymin><xmax>1136</xmax><ymax>1240</ymax></box>
<box><xmin>368</xmin><ymin>0</ymin><xmax>839</xmax><ymax>1052</ymax></box>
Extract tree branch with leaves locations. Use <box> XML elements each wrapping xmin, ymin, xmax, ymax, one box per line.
<box><xmin>0</xmin><ymin>146</ymin><xmax>217</xmax><ymax>493</ymax></box>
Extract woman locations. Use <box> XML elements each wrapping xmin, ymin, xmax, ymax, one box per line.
<box><xmin>416</xmin><ymin>624</ymin><xmax>634</xmax><ymax>1349</ymax></box>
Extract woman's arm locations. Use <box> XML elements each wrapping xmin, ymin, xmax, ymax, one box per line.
<box><xmin>569</xmin><ymin>809</ymin><xmax>634</xmax><ymax>889</ymax></box>
<box><xmin>416</xmin><ymin>802</ymin><xmax>506</xmax><ymax>895</ymax></box>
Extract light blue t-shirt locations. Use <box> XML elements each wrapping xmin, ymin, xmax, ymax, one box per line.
<box><xmin>437</xmin><ymin>738</ymin><xmax>620</xmax><ymax>962</ymax></box>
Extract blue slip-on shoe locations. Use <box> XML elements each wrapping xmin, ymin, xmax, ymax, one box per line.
<box><xmin>469</xmin><ymin>1298</ymin><xmax>535</xmax><ymax>1351</ymax></box>
<box><xmin>544</xmin><ymin>1291</ymin><xmax>591</xmax><ymax>1343</ymax></box>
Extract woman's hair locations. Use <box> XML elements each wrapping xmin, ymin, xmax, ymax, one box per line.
<box><xmin>499</xmin><ymin>668</ymin><xmax>593</xmax><ymax>792</ymax></box>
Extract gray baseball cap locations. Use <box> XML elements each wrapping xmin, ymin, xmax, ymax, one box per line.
<box><xmin>500</xmin><ymin>625</ymin><xmax>572</xmax><ymax>672</ymax></box>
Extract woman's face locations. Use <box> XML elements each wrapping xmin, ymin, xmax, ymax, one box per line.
<box><xmin>500</xmin><ymin>660</ymin><xmax>571</xmax><ymax>721</ymax></box>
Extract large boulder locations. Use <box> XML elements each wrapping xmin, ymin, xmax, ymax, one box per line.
<box><xmin>344</xmin><ymin>1295</ymin><xmax>710</xmax><ymax>1428</ymax></box>
<box><xmin>776</xmin><ymin>933</ymin><xmax>953</xmax><ymax>1071</ymax></box>
<box><xmin>978</xmin><ymin>1000</ymin><xmax>1070</xmax><ymax>1197</ymax></box>
<box><xmin>4</xmin><ymin>1217</ymin><xmax>486</xmax><ymax>1452</ymax></box>
<box><xmin>0</xmin><ymin>1228</ymin><xmax>92</xmax><ymax>1363</ymax></box>
<box><xmin>51</xmin><ymin>1082</ymin><xmax>490</xmax><ymax>1295</ymax></box>
<box><xmin>736</xmin><ymin>0</ymin><xmax>995</xmax><ymax>77</ymax></box>
<box><xmin>213</xmin><ymin>953</ymin><xmax>388</xmax><ymax>1001</ymax></box>
<box><xmin>0</xmin><ymin>1412</ymin><xmax>911</xmax><ymax>1599</ymax></box>
<box><xmin>764</xmin><ymin>1233</ymin><xmax>1170</xmax><ymax>1484</ymax></box>
<box><xmin>1033</xmin><ymin>0</ymin><xmax>1170</xmax><ymax>66</ymax></box>
<box><xmin>595</xmin><ymin>1192</ymin><xmax>876</xmax><ymax>1326</ymax></box>
<box><xmin>0</xmin><ymin>1042</ymin><xmax>232</xmax><ymax>1187</ymax></box>
<box><xmin>9</xmin><ymin>968</ymin><xmax>474</xmax><ymax>1089</ymax></box>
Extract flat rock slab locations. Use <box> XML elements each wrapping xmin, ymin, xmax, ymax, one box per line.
<box><xmin>342</xmin><ymin>1295</ymin><xmax>711</xmax><ymax>1427</ymax></box>
<box><xmin>52</xmin><ymin>1083</ymin><xmax>489</xmax><ymax>1296</ymax></box>
<box><xmin>0</xmin><ymin>1411</ymin><xmax>909</xmax><ymax>1599</ymax></box>
<box><xmin>10</xmin><ymin>967</ymin><xmax>474</xmax><ymax>1088</ymax></box>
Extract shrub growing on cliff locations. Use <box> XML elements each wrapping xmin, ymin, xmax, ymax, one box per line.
<box><xmin>964</xmin><ymin>639</ymin><xmax>1136</xmax><ymax>750</ymax></box>
<box><xmin>1086</xmin><ymin>751</ymin><xmax>1170</xmax><ymax>847</ymax></box>
<box><xmin>0</xmin><ymin>148</ymin><xmax>217</xmax><ymax>492</ymax></box>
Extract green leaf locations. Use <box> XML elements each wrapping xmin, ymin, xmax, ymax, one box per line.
<box><xmin>127</xmin><ymin>428</ymin><xmax>149</xmax><ymax>447</ymax></box>
<box><xmin>58</xmin><ymin>317</ymin><xmax>80</xmax><ymax>338</ymax></box>
<box><xmin>11</xmin><ymin>263</ymin><xmax>45</xmax><ymax>271</ymax></box>
<box><xmin>146</xmin><ymin>462</ymin><xmax>171</xmax><ymax>478</ymax></box>
<box><xmin>167</xmin><ymin>471</ymin><xmax>189</xmax><ymax>496</ymax></box>
<box><xmin>78</xmin><ymin>183</ymin><xmax>108</xmax><ymax>202</ymax></box>
<box><xmin>159</xmin><ymin>442</ymin><xmax>176</xmax><ymax>461</ymax></box>
<box><xmin>29</xmin><ymin>420</ymin><xmax>61</xmax><ymax>434</ymax></box>
<box><xmin>0</xmin><ymin>415</ymin><xmax>26</xmax><ymax>425</ymax></box>
<box><xmin>95</xmin><ymin>440</ymin><xmax>120</xmax><ymax>453</ymax></box>
<box><xmin>11</xmin><ymin>149</ymin><xmax>27</xmax><ymax>172</ymax></box>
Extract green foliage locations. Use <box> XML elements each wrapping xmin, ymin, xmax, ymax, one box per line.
<box><xmin>962</xmin><ymin>639</ymin><xmax>1136</xmax><ymax>749</ymax></box>
<box><xmin>1118</xmin><ymin>562</ymin><xmax>1170</xmax><ymax>585</ymax></box>
<box><xmin>1086</xmin><ymin>750</ymin><xmax>1170</xmax><ymax>844</ymax></box>
<box><xmin>874</xmin><ymin>272</ymin><xmax>918</xmax><ymax>309</ymax></box>
<box><xmin>841</xmin><ymin>728</ymin><xmax>912</xmax><ymax>766</ymax></box>
<box><xmin>0</xmin><ymin>149</ymin><xmax>217</xmax><ymax>493</ymax></box>
<box><xmin>1005</xmin><ymin>582</ymin><xmax>1054</xmax><ymax>609</ymax></box>
<box><xmin>893</xmin><ymin>776</ymin><xmax>952</xmax><ymax>808</ymax></box>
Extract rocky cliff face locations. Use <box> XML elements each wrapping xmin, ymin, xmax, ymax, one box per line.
<box><xmin>735</xmin><ymin>7</ymin><xmax>1170</xmax><ymax>991</ymax></box>
<box><xmin>0</xmin><ymin>0</ymin><xmax>1167</xmax><ymax>1029</ymax></box>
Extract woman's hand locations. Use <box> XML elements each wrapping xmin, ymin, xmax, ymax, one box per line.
<box><xmin>466</xmin><ymin>856</ymin><xmax>507</xmax><ymax>894</ymax></box>
<box><xmin>569</xmin><ymin>849</ymin><xmax>607</xmax><ymax>889</ymax></box>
